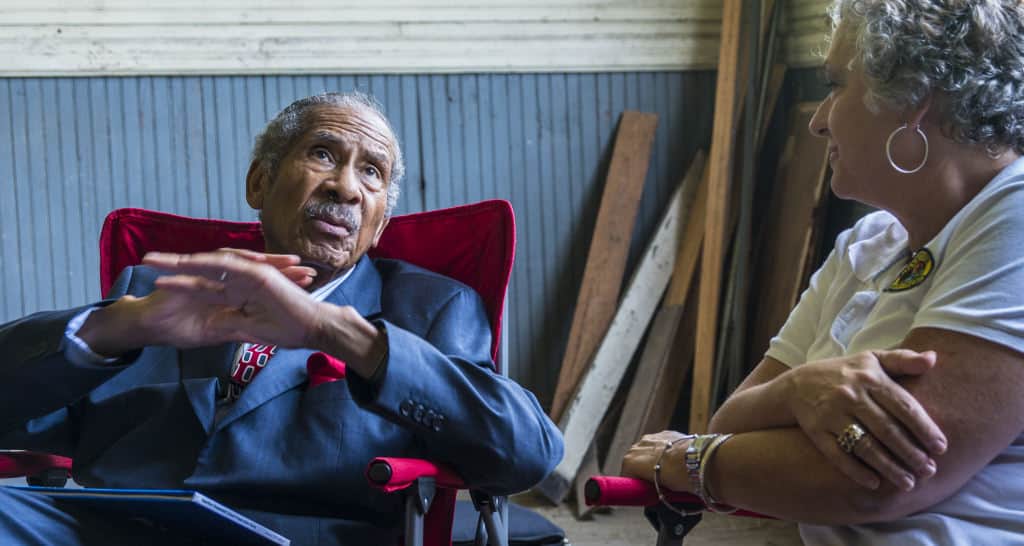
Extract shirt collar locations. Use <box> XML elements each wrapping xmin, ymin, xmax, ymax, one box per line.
<box><xmin>309</xmin><ymin>265</ymin><xmax>355</xmax><ymax>302</ymax></box>
<box><xmin>847</xmin><ymin>217</ymin><xmax>908</xmax><ymax>284</ymax></box>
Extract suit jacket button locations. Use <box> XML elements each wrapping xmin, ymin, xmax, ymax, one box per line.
<box><xmin>431</xmin><ymin>414</ymin><xmax>445</xmax><ymax>433</ymax></box>
<box><xmin>413</xmin><ymin>403</ymin><xmax>426</xmax><ymax>423</ymax></box>
<box><xmin>399</xmin><ymin>400</ymin><xmax>414</xmax><ymax>417</ymax></box>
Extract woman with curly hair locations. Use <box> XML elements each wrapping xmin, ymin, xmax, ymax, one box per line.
<box><xmin>623</xmin><ymin>0</ymin><xmax>1024</xmax><ymax>542</ymax></box>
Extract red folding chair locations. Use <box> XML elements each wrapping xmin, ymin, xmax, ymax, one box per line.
<box><xmin>584</xmin><ymin>475</ymin><xmax>773</xmax><ymax>546</ymax></box>
<box><xmin>0</xmin><ymin>199</ymin><xmax>521</xmax><ymax>546</ymax></box>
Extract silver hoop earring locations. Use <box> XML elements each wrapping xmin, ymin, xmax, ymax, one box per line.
<box><xmin>886</xmin><ymin>123</ymin><xmax>929</xmax><ymax>174</ymax></box>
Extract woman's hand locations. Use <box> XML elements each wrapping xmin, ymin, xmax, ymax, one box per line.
<box><xmin>785</xmin><ymin>349</ymin><xmax>947</xmax><ymax>491</ymax></box>
<box><xmin>621</xmin><ymin>431</ymin><xmax>693</xmax><ymax>493</ymax></box>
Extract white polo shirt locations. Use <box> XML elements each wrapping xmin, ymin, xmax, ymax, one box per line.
<box><xmin>766</xmin><ymin>157</ymin><xmax>1024</xmax><ymax>545</ymax></box>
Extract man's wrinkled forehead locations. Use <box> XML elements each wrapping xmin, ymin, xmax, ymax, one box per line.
<box><xmin>301</xmin><ymin>104</ymin><xmax>397</xmax><ymax>162</ymax></box>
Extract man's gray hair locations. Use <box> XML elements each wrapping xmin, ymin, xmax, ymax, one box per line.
<box><xmin>829</xmin><ymin>0</ymin><xmax>1024</xmax><ymax>155</ymax></box>
<box><xmin>251</xmin><ymin>91</ymin><xmax>405</xmax><ymax>215</ymax></box>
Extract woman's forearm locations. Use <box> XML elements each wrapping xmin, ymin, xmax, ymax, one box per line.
<box><xmin>708</xmin><ymin>360</ymin><xmax>796</xmax><ymax>433</ymax></box>
<box><xmin>704</xmin><ymin>428</ymin><xmax>937</xmax><ymax>525</ymax></box>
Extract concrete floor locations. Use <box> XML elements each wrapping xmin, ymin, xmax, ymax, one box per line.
<box><xmin>2</xmin><ymin>476</ymin><xmax>803</xmax><ymax>545</ymax></box>
<box><xmin>512</xmin><ymin>491</ymin><xmax>803</xmax><ymax>546</ymax></box>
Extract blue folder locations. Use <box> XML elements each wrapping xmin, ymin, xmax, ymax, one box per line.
<box><xmin>13</xmin><ymin>486</ymin><xmax>289</xmax><ymax>545</ymax></box>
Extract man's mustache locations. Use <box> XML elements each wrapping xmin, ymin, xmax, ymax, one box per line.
<box><xmin>304</xmin><ymin>201</ymin><xmax>360</xmax><ymax>233</ymax></box>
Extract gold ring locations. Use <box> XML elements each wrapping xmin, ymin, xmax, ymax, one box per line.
<box><xmin>838</xmin><ymin>423</ymin><xmax>866</xmax><ymax>454</ymax></box>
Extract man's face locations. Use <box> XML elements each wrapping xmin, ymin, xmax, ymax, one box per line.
<box><xmin>247</xmin><ymin>104</ymin><xmax>394</xmax><ymax>280</ymax></box>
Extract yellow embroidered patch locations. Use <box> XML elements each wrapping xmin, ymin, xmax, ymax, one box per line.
<box><xmin>885</xmin><ymin>248</ymin><xmax>935</xmax><ymax>292</ymax></box>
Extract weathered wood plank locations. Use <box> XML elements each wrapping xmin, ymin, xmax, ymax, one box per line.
<box><xmin>747</xmin><ymin>103</ymin><xmax>830</xmax><ymax>362</ymax></box>
<box><xmin>549</xmin><ymin>111</ymin><xmax>658</xmax><ymax>422</ymax></box>
<box><xmin>536</xmin><ymin>168</ymin><xmax>687</xmax><ymax>503</ymax></box>
<box><xmin>690</xmin><ymin>0</ymin><xmax>745</xmax><ymax>434</ymax></box>
<box><xmin>601</xmin><ymin>152</ymin><xmax>707</xmax><ymax>476</ymax></box>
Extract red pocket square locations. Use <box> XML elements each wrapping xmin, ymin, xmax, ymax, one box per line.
<box><xmin>306</xmin><ymin>352</ymin><xmax>347</xmax><ymax>388</ymax></box>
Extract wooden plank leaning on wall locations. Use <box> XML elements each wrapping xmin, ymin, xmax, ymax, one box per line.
<box><xmin>690</xmin><ymin>0</ymin><xmax>746</xmax><ymax>434</ymax></box>
<box><xmin>747</xmin><ymin>103</ymin><xmax>831</xmax><ymax>366</ymax></box>
<box><xmin>548</xmin><ymin>112</ymin><xmax>658</xmax><ymax>423</ymax></box>
<box><xmin>536</xmin><ymin>156</ymin><xmax>693</xmax><ymax>504</ymax></box>
<box><xmin>601</xmin><ymin>151</ymin><xmax>708</xmax><ymax>476</ymax></box>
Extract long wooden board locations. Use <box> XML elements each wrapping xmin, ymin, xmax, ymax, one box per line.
<box><xmin>747</xmin><ymin>103</ymin><xmax>831</xmax><ymax>362</ymax></box>
<box><xmin>535</xmin><ymin>168</ymin><xmax>689</xmax><ymax>504</ymax></box>
<box><xmin>601</xmin><ymin>153</ymin><xmax>707</xmax><ymax>476</ymax></box>
<box><xmin>690</xmin><ymin>0</ymin><xmax>745</xmax><ymax>434</ymax></box>
<box><xmin>646</xmin><ymin>280</ymin><xmax>701</xmax><ymax>438</ymax></box>
<box><xmin>610</xmin><ymin>65</ymin><xmax>787</xmax><ymax>461</ymax></box>
<box><xmin>549</xmin><ymin>111</ymin><xmax>659</xmax><ymax>422</ymax></box>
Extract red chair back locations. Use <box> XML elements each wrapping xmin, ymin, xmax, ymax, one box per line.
<box><xmin>99</xmin><ymin>200</ymin><xmax>515</xmax><ymax>363</ymax></box>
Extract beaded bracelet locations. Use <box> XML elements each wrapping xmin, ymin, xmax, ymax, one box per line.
<box><xmin>653</xmin><ymin>435</ymin><xmax>701</xmax><ymax>517</ymax></box>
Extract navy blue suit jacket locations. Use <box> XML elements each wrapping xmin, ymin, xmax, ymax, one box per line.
<box><xmin>0</xmin><ymin>256</ymin><xmax>563</xmax><ymax>545</ymax></box>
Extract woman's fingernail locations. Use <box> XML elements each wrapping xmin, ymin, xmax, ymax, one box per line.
<box><xmin>932</xmin><ymin>439</ymin><xmax>947</xmax><ymax>454</ymax></box>
<box><xmin>901</xmin><ymin>475</ymin><xmax>916</xmax><ymax>491</ymax></box>
<box><xmin>923</xmin><ymin>460</ymin><xmax>937</xmax><ymax>477</ymax></box>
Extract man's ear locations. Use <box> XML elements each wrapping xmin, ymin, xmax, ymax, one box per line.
<box><xmin>246</xmin><ymin>160</ymin><xmax>269</xmax><ymax>210</ymax></box>
<box><xmin>370</xmin><ymin>216</ymin><xmax>390</xmax><ymax>248</ymax></box>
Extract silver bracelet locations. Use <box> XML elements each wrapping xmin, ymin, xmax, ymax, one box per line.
<box><xmin>685</xmin><ymin>434</ymin><xmax>715</xmax><ymax>493</ymax></box>
<box><xmin>697</xmin><ymin>433</ymin><xmax>737</xmax><ymax>513</ymax></box>
<box><xmin>653</xmin><ymin>435</ymin><xmax>701</xmax><ymax>517</ymax></box>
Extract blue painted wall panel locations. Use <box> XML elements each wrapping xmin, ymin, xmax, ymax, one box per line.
<box><xmin>0</xmin><ymin>80</ymin><xmax>20</xmax><ymax>317</ymax></box>
<box><xmin>0</xmin><ymin>73</ymin><xmax>714</xmax><ymax>404</ymax></box>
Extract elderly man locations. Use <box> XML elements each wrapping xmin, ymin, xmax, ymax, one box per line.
<box><xmin>0</xmin><ymin>92</ymin><xmax>563</xmax><ymax>545</ymax></box>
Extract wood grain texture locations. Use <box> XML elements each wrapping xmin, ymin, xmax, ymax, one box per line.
<box><xmin>647</xmin><ymin>284</ymin><xmax>701</xmax><ymax>437</ymax></box>
<box><xmin>0</xmin><ymin>1</ymin><xmax>834</xmax><ymax>75</ymax></box>
<box><xmin>601</xmin><ymin>153</ymin><xmax>707</xmax><ymax>475</ymax></box>
<box><xmin>536</xmin><ymin>166</ymin><xmax>686</xmax><ymax>503</ymax></box>
<box><xmin>572</xmin><ymin>434</ymin><xmax>603</xmax><ymax>518</ymax></box>
<box><xmin>690</xmin><ymin>0</ymin><xmax>744</xmax><ymax>434</ymax></box>
<box><xmin>0</xmin><ymin>0</ymin><xmax>831</xmax><ymax>74</ymax></box>
<box><xmin>665</xmin><ymin>160</ymin><xmax>710</xmax><ymax>307</ymax></box>
<box><xmin>549</xmin><ymin>111</ymin><xmax>658</xmax><ymax>422</ymax></box>
<box><xmin>747</xmin><ymin>102</ymin><xmax>830</xmax><ymax>362</ymax></box>
<box><xmin>0</xmin><ymin>2</ymin><xmax>724</xmax><ymax>75</ymax></box>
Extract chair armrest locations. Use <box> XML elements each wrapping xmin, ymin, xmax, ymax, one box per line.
<box><xmin>584</xmin><ymin>476</ymin><xmax>703</xmax><ymax>507</ymax></box>
<box><xmin>584</xmin><ymin>476</ymin><xmax>772</xmax><ymax>519</ymax></box>
<box><xmin>366</xmin><ymin>457</ymin><xmax>466</xmax><ymax>494</ymax></box>
<box><xmin>0</xmin><ymin>451</ymin><xmax>72</xmax><ymax>479</ymax></box>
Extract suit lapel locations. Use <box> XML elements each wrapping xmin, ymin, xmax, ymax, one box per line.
<box><xmin>325</xmin><ymin>255</ymin><xmax>383</xmax><ymax>318</ymax></box>
<box><xmin>179</xmin><ymin>343</ymin><xmax>237</xmax><ymax>435</ymax></box>
<box><xmin>211</xmin><ymin>347</ymin><xmax>311</xmax><ymax>433</ymax></box>
<box><xmin>211</xmin><ymin>256</ymin><xmax>383</xmax><ymax>433</ymax></box>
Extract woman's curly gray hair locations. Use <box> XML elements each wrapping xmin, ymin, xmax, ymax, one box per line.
<box><xmin>251</xmin><ymin>91</ymin><xmax>405</xmax><ymax>215</ymax></box>
<box><xmin>830</xmin><ymin>0</ymin><xmax>1024</xmax><ymax>154</ymax></box>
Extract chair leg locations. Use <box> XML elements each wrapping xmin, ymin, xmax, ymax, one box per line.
<box><xmin>404</xmin><ymin>477</ymin><xmax>436</xmax><ymax>546</ymax></box>
<box><xmin>644</xmin><ymin>506</ymin><xmax>703</xmax><ymax>546</ymax></box>
<box><xmin>469</xmin><ymin>491</ymin><xmax>508</xmax><ymax>546</ymax></box>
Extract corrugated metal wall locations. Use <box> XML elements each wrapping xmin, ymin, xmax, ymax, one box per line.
<box><xmin>0</xmin><ymin>72</ymin><xmax>714</xmax><ymax>405</ymax></box>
